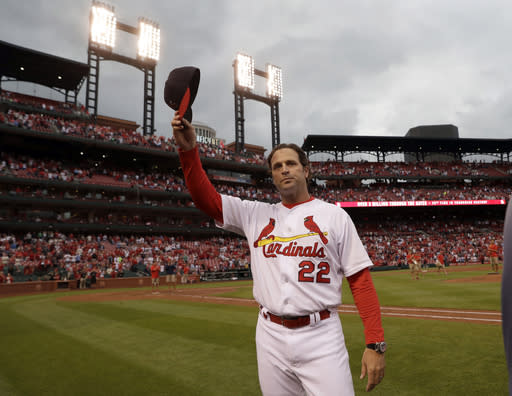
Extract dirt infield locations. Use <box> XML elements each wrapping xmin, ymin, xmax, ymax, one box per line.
<box><xmin>59</xmin><ymin>284</ymin><xmax>502</xmax><ymax>325</ymax></box>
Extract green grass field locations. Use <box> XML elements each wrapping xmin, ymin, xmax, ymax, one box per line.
<box><xmin>0</xmin><ymin>265</ymin><xmax>507</xmax><ymax>395</ymax></box>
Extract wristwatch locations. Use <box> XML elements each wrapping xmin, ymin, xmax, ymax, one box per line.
<box><xmin>366</xmin><ymin>341</ymin><xmax>387</xmax><ymax>354</ymax></box>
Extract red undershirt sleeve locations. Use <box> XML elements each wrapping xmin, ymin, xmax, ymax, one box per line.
<box><xmin>178</xmin><ymin>146</ymin><xmax>223</xmax><ymax>224</ymax></box>
<box><xmin>346</xmin><ymin>267</ymin><xmax>385</xmax><ymax>344</ymax></box>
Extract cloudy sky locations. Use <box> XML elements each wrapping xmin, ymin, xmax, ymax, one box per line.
<box><xmin>2</xmin><ymin>0</ymin><xmax>512</xmax><ymax>152</ymax></box>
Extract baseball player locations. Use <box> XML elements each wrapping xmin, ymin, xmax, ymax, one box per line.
<box><xmin>435</xmin><ymin>252</ymin><xmax>448</xmax><ymax>275</ymax></box>
<box><xmin>150</xmin><ymin>259</ymin><xmax>160</xmax><ymax>294</ymax></box>
<box><xmin>408</xmin><ymin>250</ymin><xmax>420</xmax><ymax>280</ymax></box>
<box><xmin>172</xmin><ymin>113</ymin><xmax>386</xmax><ymax>395</ymax></box>
<box><xmin>488</xmin><ymin>238</ymin><xmax>500</xmax><ymax>273</ymax></box>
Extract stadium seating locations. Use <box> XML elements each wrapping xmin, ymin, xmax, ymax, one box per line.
<box><xmin>0</xmin><ymin>91</ymin><xmax>508</xmax><ymax>283</ymax></box>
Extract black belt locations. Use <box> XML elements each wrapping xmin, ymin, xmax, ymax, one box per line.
<box><xmin>261</xmin><ymin>307</ymin><xmax>331</xmax><ymax>329</ymax></box>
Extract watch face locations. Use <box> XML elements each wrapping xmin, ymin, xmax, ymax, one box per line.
<box><xmin>377</xmin><ymin>342</ymin><xmax>387</xmax><ymax>353</ymax></box>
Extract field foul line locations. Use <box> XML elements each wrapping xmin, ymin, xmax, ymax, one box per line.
<box><xmin>178</xmin><ymin>294</ymin><xmax>254</xmax><ymax>302</ymax></box>
<box><xmin>379</xmin><ymin>312</ymin><xmax>501</xmax><ymax>323</ymax></box>
<box><xmin>343</xmin><ymin>305</ymin><xmax>501</xmax><ymax>316</ymax></box>
<box><xmin>337</xmin><ymin>308</ymin><xmax>501</xmax><ymax>322</ymax></box>
<box><xmin>381</xmin><ymin>306</ymin><xmax>500</xmax><ymax>316</ymax></box>
<box><xmin>177</xmin><ymin>294</ymin><xmax>502</xmax><ymax>323</ymax></box>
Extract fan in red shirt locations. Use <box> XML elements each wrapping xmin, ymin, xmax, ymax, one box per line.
<box><xmin>488</xmin><ymin>239</ymin><xmax>501</xmax><ymax>273</ymax></box>
<box><xmin>435</xmin><ymin>252</ymin><xmax>448</xmax><ymax>275</ymax></box>
<box><xmin>150</xmin><ymin>260</ymin><xmax>160</xmax><ymax>294</ymax></box>
<box><xmin>408</xmin><ymin>250</ymin><xmax>421</xmax><ymax>280</ymax></box>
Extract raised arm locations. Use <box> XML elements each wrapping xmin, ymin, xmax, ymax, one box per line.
<box><xmin>171</xmin><ymin>112</ymin><xmax>223</xmax><ymax>223</ymax></box>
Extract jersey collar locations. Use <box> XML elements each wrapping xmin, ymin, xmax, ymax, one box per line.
<box><xmin>282</xmin><ymin>196</ymin><xmax>315</xmax><ymax>209</ymax></box>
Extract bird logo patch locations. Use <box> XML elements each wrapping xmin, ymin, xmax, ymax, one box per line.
<box><xmin>303</xmin><ymin>216</ymin><xmax>328</xmax><ymax>245</ymax></box>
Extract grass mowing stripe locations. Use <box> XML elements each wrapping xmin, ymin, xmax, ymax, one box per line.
<box><xmin>58</xmin><ymin>300</ymin><xmax>257</xmax><ymax>350</ymax></box>
<box><xmin>9</xmin><ymin>298</ymin><xmax>260</xmax><ymax>396</ymax></box>
<box><xmin>0</xmin><ymin>373</ymin><xmax>18</xmax><ymax>396</ymax></box>
<box><xmin>62</xmin><ymin>298</ymin><xmax>261</xmax><ymax>328</ymax></box>
<box><xmin>60</xmin><ymin>298</ymin><xmax>508</xmax><ymax>395</ymax></box>
<box><xmin>365</xmin><ymin>269</ymin><xmax>501</xmax><ymax>311</ymax></box>
<box><xmin>0</xmin><ymin>269</ymin><xmax>506</xmax><ymax>396</ymax></box>
<box><xmin>0</xmin><ymin>308</ymin><xmax>191</xmax><ymax>396</ymax></box>
<box><xmin>340</xmin><ymin>315</ymin><xmax>507</xmax><ymax>395</ymax></box>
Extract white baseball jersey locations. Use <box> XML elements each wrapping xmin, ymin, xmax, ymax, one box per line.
<box><xmin>219</xmin><ymin>195</ymin><xmax>373</xmax><ymax>316</ymax></box>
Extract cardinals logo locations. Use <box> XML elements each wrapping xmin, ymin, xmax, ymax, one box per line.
<box><xmin>253</xmin><ymin>215</ymin><xmax>328</xmax><ymax>249</ymax></box>
<box><xmin>304</xmin><ymin>216</ymin><xmax>328</xmax><ymax>245</ymax></box>
<box><xmin>254</xmin><ymin>218</ymin><xmax>276</xmax><ymax>248</ymax></box>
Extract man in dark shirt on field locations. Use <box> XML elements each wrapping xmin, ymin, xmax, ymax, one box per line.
<box><xmin>165</xmin><ymin>259</ymin><xmax>177</xmax><ymax>292</ymax></box>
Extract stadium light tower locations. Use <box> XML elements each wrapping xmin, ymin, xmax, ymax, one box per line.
<box><xmin>233</xmin><ymin>53</ymin><xmax>283</xmax><ymax>153</ymax></box>
<box><xmin>266</xmin><ymin>64</ymin><xmax>283</xmax><ymax>100</ymax></box>
<box><xmin>137</xmin><ymin>18</ymin><xmax>161</xmax><ymax>62</ymax></box>
<box><xmin>86</xmin><ymin>1</ymin><xmax>161</xmax><ymax>135</ymax></box>
<box><xmin>90</xmin><ymin>4</ymin><xmax>116</xmax><ymax>48</ymax></box>
<box><xmin>235</xmin><ymin>53</ymin><xmax>255</xmax><ymax>91</ymax></box>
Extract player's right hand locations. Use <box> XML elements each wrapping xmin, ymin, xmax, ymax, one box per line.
<box><xmin>171</xmin><ymin>111</ymin><xmax>196</xmax><ymax>151</ymax></box>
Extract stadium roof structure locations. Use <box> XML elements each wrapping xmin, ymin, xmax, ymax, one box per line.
<box><xmin>0</xmin><ymin>40</ymin><xmax>89</xmax><ymax>93</ymax></box>
<box><xmin>302</xmin><ymin>134</ymin><xmax>512</xmax><ymax>160</ymax></box>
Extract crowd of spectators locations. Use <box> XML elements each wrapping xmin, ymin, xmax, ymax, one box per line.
<box><xmin>0</xmin><ymin>151</ymin><xmax>188</xmax><ymax>191</ymax></box>
<box><xmin>1</xmin><ymin>90</ymin><xmax>89</xmax><ymax>117</ymax></box>
<box><xmin>310</xmin><ymin>183</ymin><xmax>511</xmax><ymax>202</ymax></box>
<box><xmin>0</xmin><ymin>183</ymin><xmax>192</xmax><ymax>208</ymax></box>
<box><xmin>2</xmin><ymin>152</ymin><xmax>510</xmax><ymax>205</ymax></box>
<box><xmin>0</xmin><ymin>232</ymin><xmax>250</xmax><ymax>284</ymax></box>
<box><xmin>310</xmin><ymin>160</ymin><xmax>512</xmax><ymax>178</ymax></box>
<box><xmin>2</xmin><ymin>92</ymin><xmax>510</xmax><ymax>173</ymax></box>
<box><xmin>0</xmin><ymin>217</ymin><xmax>503</xmax><ymax>284</ymax></box>
<box><xmin>0</xmin><ymin>91</ymin><xmax>509</xmax><ymax>285</ymax></box>
<box><xmin>357</xmin><ymin>216</ymin><xmax>503</xmax><ymax>267</ymax></box>
<box><xmin>0</xmin><ymin>108</ymin><xmax>266</xmax><ymax>165</ymax></box>
<box><xmin>1</xmin><ymin>207</ymin><xmax>214</xmax><ymax>228</ymax></box>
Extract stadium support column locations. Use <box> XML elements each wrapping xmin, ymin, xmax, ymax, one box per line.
<box><xmin>86</xmin><ymin>49</ymin><xmax>100</xmax><ymax>119</ymax></box>
<box><xmin>65</xmin><ymin>90</ymin><xmax>78</xmax><ymax>107</ymax></box>
<box><xmin>143</xmin><ymin>65</ymin><xmax>155</xmax><ymax>136</ymax></box>
<box><xmin>234</xmin><ymin>91</ymin><xmax>245</xmax><ymax>153</ymax></box>
<box><xmin>270</xmin><ymin>101</ymin><xmax>280</xmax><ymax>148</ymax></box>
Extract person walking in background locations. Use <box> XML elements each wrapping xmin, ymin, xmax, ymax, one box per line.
<box><xmin>181</xmin><ymin>264</ymin><xmax>189</xmax><ymax>285</ymax></box>
<box><xmin>165</xmin><ymin>258</ymin><xmax>177</xmax><ymax>292</ymax></box>
<box><xmin>435</xmin><ymin>252</ymin><xmax>448</xmax><ymax>276</ymax></box>
<box><xmin>488</xmin><ymin>238</ymin><xmax>500</xmax><ymax>273</ymax></box>
<box><xmin>150</xmin><ymin>259</ymin><xmax>160</xmax><ymax>294</ymax></box>
<box><xmin>408</xmin><ymin>249</ymin><xmax>421</xmax><ymax>280</ymax></box>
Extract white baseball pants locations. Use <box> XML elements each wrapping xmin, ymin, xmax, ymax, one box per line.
<box><xmin>256</xmin><ymin>310</ymin><xmax>354</xmax><ymax>396</ymax></box>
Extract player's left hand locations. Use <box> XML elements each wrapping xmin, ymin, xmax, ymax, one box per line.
<box><xmin>360</xmin><ymin>348</ymin><xmax>386</xmax><ymax>392</ymax></box>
